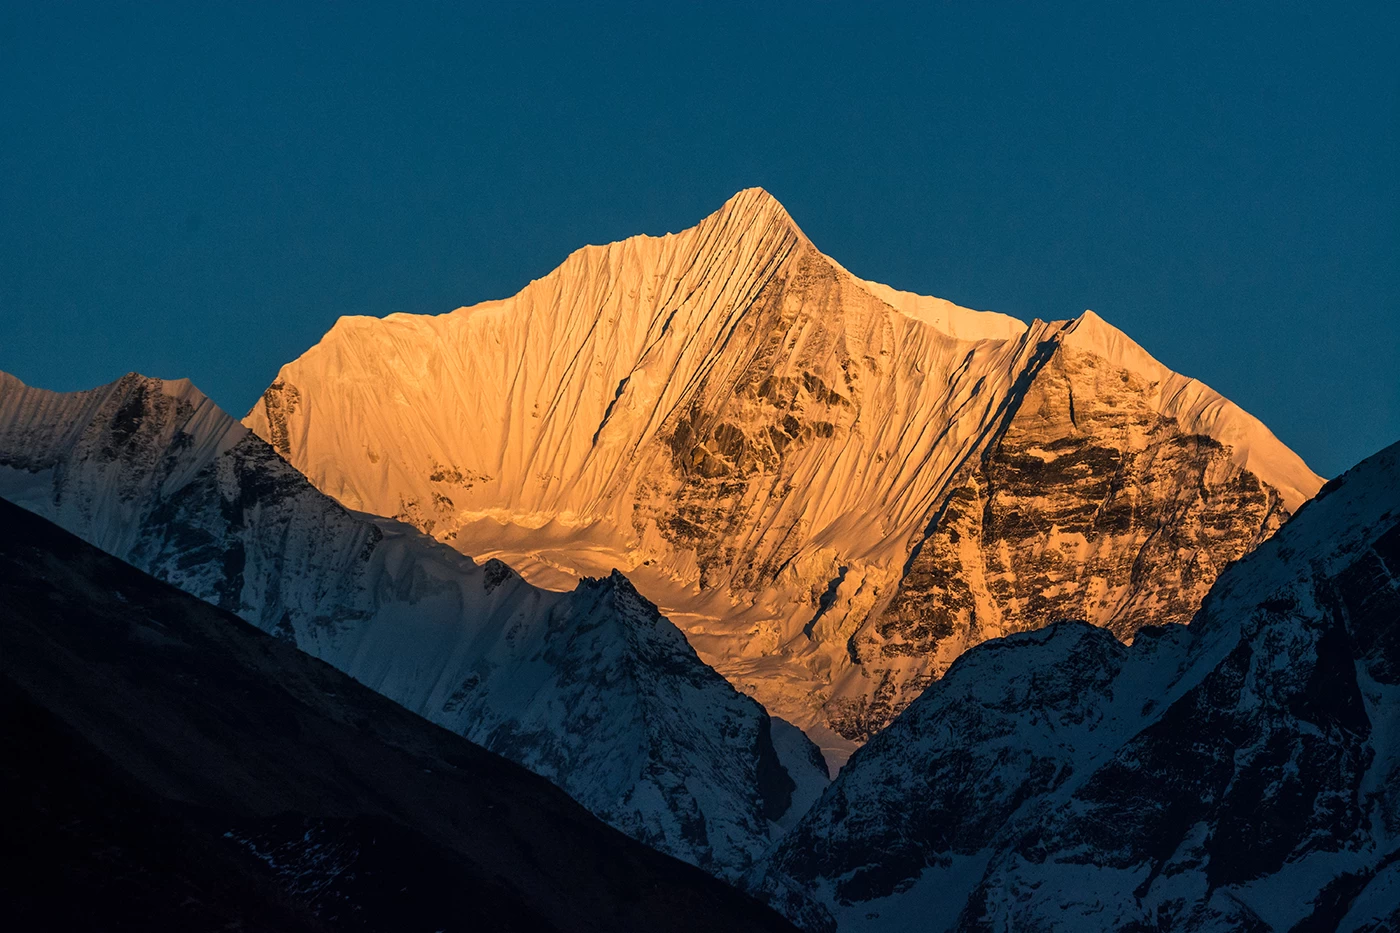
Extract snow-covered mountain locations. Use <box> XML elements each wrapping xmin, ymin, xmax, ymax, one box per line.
<box><xmin>1</xmin><ymin>496</ymin><xmax>801</xmax><ymax>933</ymax></box>
<box><xmin>0</xmin><ymin>369</ymin><xmax>827</xmax><ymax>878</ymax></box>
<box><xmin>245</xmin><ymin>187</ymin><xmax>1323</xmax><ymax>748</ymax></box>
<box><xmin>757</xmin><ymin>438</ymin><xmax>1400</xmax><ymax>932</ymax></box>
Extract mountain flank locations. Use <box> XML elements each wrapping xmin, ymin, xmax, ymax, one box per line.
<box><xmin>0</xmin><ymin>369</ymin><xmax>826</xmax><ymax>876</ymax></box>
<box><xmin>757</xmin><ymin>439</ymin><xmax>1400</xmax><ymax>932</ymax></box>
<box><xmin>246</xmin><ymin>187</ymin><xmax>1323</xmax><ymax>746</ymax></box>
<box><xmin>0</xmin><ymin>496</ymin><xmax>800</xmax><ymax>933</ymax></box>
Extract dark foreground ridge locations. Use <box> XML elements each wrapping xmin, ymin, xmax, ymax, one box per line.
<box><xmin>0</xmin><ymin>496</ymin><xmax>799</xmax><ymax>933</ymax></box>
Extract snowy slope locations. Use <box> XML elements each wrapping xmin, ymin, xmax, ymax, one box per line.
<box><xmin>245</xmin><ymin>187</ymin><xmax>1323</xmax><ymax>742</ymax></box>
<box><xmin>758</xmin><ymin>439</ymin><xmax>1400</xmax><ymax>932</ymax></box>
<box><xmin>0</xmin><ymin>370</ymin><xmax>827</xmax><ymax>878</ymax></box>
<box><xmin>0</xmin><ymin>496</ymin><xmax>803</xmax><ymax>933</ymax></box>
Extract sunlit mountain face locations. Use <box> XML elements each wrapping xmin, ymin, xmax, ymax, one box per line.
<box><xmin>757</xmin><ymin>440</ymin><xmax>1400</xmax><ymax>933</ymax></box>
<box><xmin>244</xmin><ymin>188</ymin><xmax>1320</xmax><ymax>758</ymax></box>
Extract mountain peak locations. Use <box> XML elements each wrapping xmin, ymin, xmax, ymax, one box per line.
<box><xmin>1060</xmin><ymin>309</ymin><xmax>1155</xmax><ymax>371</ymax></box>
<box><xmin>1055</xmin><ymin>309</ymin><xmax>1322</xmax><ymax>510</ymax></box>
<box><xmin>110</xmin><ymin>372</ymin><xmax>211</xmax><ymax>406</ymax></box>
<box><xmin>242</xmin><ymin>193</ymin><xmax>1325</xmax><ymax>744</ymax></box>
<box><xmin>1</xmin><ymin>369</ymin><xmax>231</xmax><ymax>438</ymax></box>
<box><xmin>708</xmin><ymin>187</ymin><xmax>807</xmax><ymax>243</ymax></box>
<box><xmin>720</xmin><ymin>185</ymin><xmax>788</xmax><ymax>212</ymax></box>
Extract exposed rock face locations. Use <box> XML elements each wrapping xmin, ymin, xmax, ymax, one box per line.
<box><xmin>0</xmin><ymin>370</ymin><xmax>827</xmax><ymax>878</ymax></box>
<box><xmin>757</xmin><ymin>440</ymin><xmax>1400</xmax><ymax>933</ymax></box>
<box><xmin>244</xmin><ymin>188</ymin><xmax>1323</xmax><ymax>745</ymax></box>
<box><xmin>831</xmin><ymin>343</ymin><xmax>1294</xmax><ymax>739</ymax></box>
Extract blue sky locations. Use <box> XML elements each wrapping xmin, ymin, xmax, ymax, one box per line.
<box><xmin>1</xmin><ymin>2</ymin><xmax>1395</xmax><ymax>477</ymax></box>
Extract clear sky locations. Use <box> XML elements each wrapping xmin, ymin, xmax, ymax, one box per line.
<box><xmin>1</xmin><ymin>3</ymin><xmax>1395</xmax><ymax>478</ymax></box>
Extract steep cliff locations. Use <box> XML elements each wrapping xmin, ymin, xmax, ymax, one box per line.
<box><xmin>246</xmin><ymin>188</ymin><xmax>1322</xmax><ymax>744</ymax></box>
<box><xmin>758</xmin><ymin>439</ymin><xmax>1400</xmax><ymax>932</ymax></box>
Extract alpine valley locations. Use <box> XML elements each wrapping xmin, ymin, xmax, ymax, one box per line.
<box><xmin>3</xmin><ymin>189</ymin><xmax>1394</xmax><ymax>933</ymax></box>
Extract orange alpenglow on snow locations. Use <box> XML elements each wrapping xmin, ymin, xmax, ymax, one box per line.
<box><xmin>245</xmin><ymin>188</ymin><xmax>1323</xmax><ymax>756</ymax></box>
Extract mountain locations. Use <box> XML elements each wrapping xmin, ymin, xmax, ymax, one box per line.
<box><xmin>244</xmin><ymin>186</ymin><xmax>1324</xmax><ymax>749</ymax></box>
<box><xmin>0</xmin><ymin>496</ymin><xmax>801</xmax><ymax>933</ymax></box>
<box><xmin>0</xmin><ymin>370</ymin><xmax>827</xmax><ymax>878</ymax></box>
<box><xmin>757</xmin><ymin>439</ymin><xmax>1400</xmax><ymax>932</ymax></box>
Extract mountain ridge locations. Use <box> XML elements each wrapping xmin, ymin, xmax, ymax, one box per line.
<box><xmin>0</xmin><ymin>494</ymin><xmax>800</xmax><ymax>933</ymax></box>
<box><xmin>0</xmin><ymin>368</ymin><xmax>827</xmax><ymax>877</ymax></box>
<box><xmin>246</xmin><ymin>189</ymin><xmax>1323</xmax><ymax>745</ymax></box>
<box><xmin>756</xmin><ymin>437</ymin><xmax>1400</xmax><ymax>932</ymax></box>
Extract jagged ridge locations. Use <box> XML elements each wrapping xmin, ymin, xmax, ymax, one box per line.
<box><xmin>244</xmin><ymin>188</ymin><xmax>1323</xmax><ymax>749</ymax></box>
<box><xmin>758</xmin><ymin>439</ymin><xmax>1400</xmax><ymax>932</ymax></box>
<box><xmin>0</xmin><ymin>370</ymin><xmax>829</xmax><ymax>878</ymax></box>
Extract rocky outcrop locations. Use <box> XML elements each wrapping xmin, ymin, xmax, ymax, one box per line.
<box><xmin>831</xmin><ymin>339</ymin><xmax>1294</xmax><ymax>739</ymax></box>
<box><xmin>0</xmin><ymin>370</ymin><xmax>827</xmax><ymax>878</ymax></box>
<box><xmin>757</xmin><ymin>439</ymin><xmax>1400</xmax><ymax>932</ymax></box>
<box><xmin>243</xmin><ymin>189</ymin><xmax>1323</xmax><ymax>743</ymax></box>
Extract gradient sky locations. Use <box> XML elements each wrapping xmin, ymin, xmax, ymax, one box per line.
<box><xmin>1</xmin><ymin>3</ymin><xmax>1395</xmax><ymax>478</ymax></box>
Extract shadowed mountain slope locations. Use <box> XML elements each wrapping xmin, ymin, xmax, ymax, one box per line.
<box><xmin>0</xmin><ymin>370</ymin><xmax>826</xmax><ymax>877</ymax></box>
<box><xmin>0</xmin><ymin>496</ymin><xmax>800</xmax><ymax>933</ymax></box>
<box><xmin>757</xmin><ymin>439</ymin><xmax>1400</xmax><ymax>933</ymax></box>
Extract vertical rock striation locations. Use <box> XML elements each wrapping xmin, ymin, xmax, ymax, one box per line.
<box><xmin>244</xmin><ymin>189</ymin><xmax>1322</xmax><ymax>743</ymax></box>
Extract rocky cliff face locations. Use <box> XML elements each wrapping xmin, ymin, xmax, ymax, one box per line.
<box><xmin>831</xmin><ymin>338</ymin><xmax>1295</xmax><ymax>739</ymax></box>
<box><xmin>245</xmin><ymin>188</ymin><xmax>1322</xmax><ymax>745</ymax></box>
<box><xmin>0</xmin><ymin>370</ymin><xmax>826</xmax><ymax>878</ymax></box>
<box><xmin>758</xmin><ymin>439</ymin><xmax>1400</xmax><ymax>933</ymax></box>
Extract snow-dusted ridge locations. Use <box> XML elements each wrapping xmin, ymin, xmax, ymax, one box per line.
<box><xmin>758</xmin><ymin>438</ymin><xmax>1400</xmax><ymax>932</ymax></box>
<box><xmin>826</xmin><ymin>258</ymin><xmax>1027</xmax><ymax>343</ymax></box>
<box><xmin>0</xmin><ymin>369</ymin><xmax>828</xmax><ymax>879</ymax></box>
<box><xmin>0</xmin><ymin>370</ymin><xmax>247</xmax><ymax>554</ymax></box>
<box><xmin>1058</xmin><ymin>308</ymin><xmax>1319</xmax><ymax>509</ymax></box>
<box><xmin>248</xmin><ymin>187</ymin><xmax>1324</xmax><ymax>745</ymax></box>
